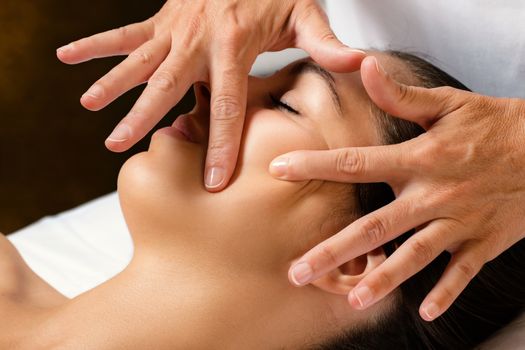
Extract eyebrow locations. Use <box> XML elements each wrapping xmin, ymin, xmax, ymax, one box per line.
<box><xmin>289</xmin><ymin>61</ymin><xmax>343</xmax><ymax>116</ymax></box>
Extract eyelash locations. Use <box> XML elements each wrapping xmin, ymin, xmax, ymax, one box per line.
<box><xmin>269</xmin><ymin>94</ymin><xmax>299</xmax><ymax>115</ymax></box>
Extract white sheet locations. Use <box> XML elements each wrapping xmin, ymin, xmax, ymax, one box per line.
<box><xmin>8</xmin><ymin>192</ymin><xmax>132</xmax><ymax>298</ymax></box>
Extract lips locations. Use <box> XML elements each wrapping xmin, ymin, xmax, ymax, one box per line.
<box><xmin>171</xmin><ymin>111</ymin><xmax>210</xmax><ymax>144</ymax></box>
<box><xmin>168</xmin><ymin>84</ymin><xmax>210</xmax><ymax>144</ymax></box>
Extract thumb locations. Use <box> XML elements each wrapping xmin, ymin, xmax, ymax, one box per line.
<box><xmin>361</xmin><ymin>56</ymin><xmax>468</xmax><ymax>128</ymax></box>
<box><xmin>292</xmin><ymin>1</ymin><xmax>365</xmax><ymax>72</ymax></box>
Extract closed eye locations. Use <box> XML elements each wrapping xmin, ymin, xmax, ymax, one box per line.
<box><xmin>269</xmin><ymin>94</ymin><xmax>299</xmax><ymax>115</ymax></box>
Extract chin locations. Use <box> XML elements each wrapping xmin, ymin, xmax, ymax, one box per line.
<box><xmin>116</xmin><ymin>138</ymin><xmax>206</xmax><ymax>237</ymax></box>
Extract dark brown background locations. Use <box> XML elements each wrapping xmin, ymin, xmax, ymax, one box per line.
<box><xmin>1</xmin><ymin>0</ymin><xmax>194</xmax><ymax>233</ymax></box>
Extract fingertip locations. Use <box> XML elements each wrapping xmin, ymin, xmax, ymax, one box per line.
<box><xmin>289</xmin><ymin>262</ymin><xmax>313</xmax><ymax>286</ymax></box>
<box><xmin>56</xmin><ymin>44</ymin><xmax>81</xmax><ymax>65</ymax></box>
<box><xmin>105</xmin><ymin>124</ymin><xmax>133</xmax><ymax>153</ymax></box>
<box><xmin>268</xmin><ymin>157</ymin><xmax>290</xmax><ymax>179</ymax></box>
<box><xmin>347</xmin><ymin>290</ymin><xmax>362</xmax><ymax>309</ymax></box>
<box><xmin>311</xmin><ymin>46</ymin><xmax>366</xmax><ymax>73</ymax></box>
<box><xmin>420</xmin><ymin>302</ymin><xmax>440</xmax><ymax>322</ymax></box>
<box><xmin>80</xmin><ymin>94</ymin><xmax>104</xmax><ymax>111</ymax></box>
<box><xmin>361</xmin><ymin>56</ymin><xmax>385</xmax><ymax>85</ymax></box>
<box><xmin>361</xmin><ymin>56</ymin><xmax>397</xmax><ymax>113</ymax></box>
<box><xmin>56</xmin><ymin>44</ymin><xmax>71</xmax><ymax>58</ymax></box>
<box><xmin>361</xmin><ymin>55</ymin><xmax>379</xmax><ymax>73</ymax></box>
<box><xmin>105</xmin><ymin>139</ymin><xmax>131</xmax><ymax>153</ymax></box>
<box><xmin>204</xmin><ymin>165</ymin><xmax>230</xmax><ymax>192</ymax></box>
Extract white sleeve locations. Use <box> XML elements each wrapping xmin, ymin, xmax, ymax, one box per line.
<box><xmin>324</xmin><ymin>0</ymin><xmax>525</xmax><ymax>98</ymax></box>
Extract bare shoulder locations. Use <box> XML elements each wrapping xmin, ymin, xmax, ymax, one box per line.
<box><xmin>0</xmin><ymin>234</ymin><xmax>67</xmax><ymax>348</ymax></box>
<box><xmin>0</xmin><ymin>233</ymin><xmax>66</xmax><ymax>304</ymax></box>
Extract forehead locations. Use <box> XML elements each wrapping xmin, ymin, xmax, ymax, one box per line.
<box><xmin>274</xmin><ymin>55</ymin><xmax>413</xmax><ymax>149</ymax></box>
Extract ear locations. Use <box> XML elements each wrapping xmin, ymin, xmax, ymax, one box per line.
<box><xmin>310</xmin><ymin>247</ymin><xmax>387</xmax><ymax>295</ymax></box>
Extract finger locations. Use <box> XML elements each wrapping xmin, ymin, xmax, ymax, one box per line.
<box><xmin>361</xmin><ymin>56</ymin><xmax>467</xmax><ymax>129</ymax></box>
<box><xmin>80</xmin><ymin>38</ymin><xmax>170</xmax><ymax>111</ymax></box>
<box><xmin>204</xmin><ymin>59</ymin><xmax>249</xmax><ymax>191</ymax></box>
<box><xmin>105</xmin><ymin>50</ymin><xmax>195</xmax><ymax>152</ymax></box>
<box><xmin>419</xmin><ymin>247</ymin><xmax>485</xmax><ymax>321</ymax></box>
<box><xmin>269</xmin><ymin>143</ymin><xmax>412</xmax><ymax>183</ymax></box>
<box><xmin>57</xmin><ymin>20</ymin><xmax>154</xmax><ymax>65</ymax></box>
<box><xmin>293</xmin><ymin>1</ymin><xmax>365</xmax><ymax>72</ymax></box>
<box><xmin>288</xmin><ymin>196</ymin><xmax>432</xmax><ymax>287</ymax></box>
<box><xmin>347</xmin><ymin>222</ymin><xmax>449</xmax><ymax>310</ymax></box>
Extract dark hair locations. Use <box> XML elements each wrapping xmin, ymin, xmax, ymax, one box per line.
<box><xmin>313</xmin><ymin>51</ymin><xmax>525</xmax><ymax>349</ymax></box>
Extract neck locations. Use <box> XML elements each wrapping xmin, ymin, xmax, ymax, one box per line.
<box><xmin>33</xmin><ymin>245</ymin><xmax>298</xmax><ymax>349</ymax></box>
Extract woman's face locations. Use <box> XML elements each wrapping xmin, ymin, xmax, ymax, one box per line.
<box><xmin>117</xmin><ymin>56</ymin><xmax>396</xmax><ymax>347</ymax></box>
<box><xmin>118</xmin><ymin>58</ymin><xmax>382</xmax><ymax>265</ymax></box>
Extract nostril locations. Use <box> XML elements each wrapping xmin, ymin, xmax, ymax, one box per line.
<box><xmin>199</xmin><ymin>84</ymin><xmax>211</xmax><ymax>101</ymax></box>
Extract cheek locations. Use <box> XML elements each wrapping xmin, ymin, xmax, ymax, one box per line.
<box><xmin>236</xmin><ymin>109</ymin><xmax>326</xmax><ymax>178</ymax></box>
<box><xmin>210</xmin><ymin>109</ymin><xmax>330</xmax><ymax>235</ymax></box>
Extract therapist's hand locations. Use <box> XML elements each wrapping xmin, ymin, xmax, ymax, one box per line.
<box><xmin>56</xmin><ymin>0</ymin><xmax>365</xmax><ymax>191</ymax></box>
<box><xmin>270</xmin><ymin>56</ymin><xmax>525</xmax><ymax>321</ymax></box>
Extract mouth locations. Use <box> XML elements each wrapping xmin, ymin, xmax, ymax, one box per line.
<box><xmin>171</xmin><ymin>114</ymin><xmax>201</xmax><ymax>144</ymax></box>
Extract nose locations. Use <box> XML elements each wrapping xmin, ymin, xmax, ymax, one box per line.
<box><xmin>194</xmin><ymin>83</ymin><xmax>211</xmax><ymax>109</ymax></box>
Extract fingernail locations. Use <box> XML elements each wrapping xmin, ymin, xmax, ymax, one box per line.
<box><xmin>107</xmin><ymin>124</ymin><xmax>131</xmax><ymax>143</ymax></box>
<box><xmin>269</xmin><ymin>157</ymin><xmax>289</xmax><ymax>177</ymax></box>
<box><xmin>422</xmin><ymin>302</ymin><xmax>440</xmax><ymax>321</ymax></box>
<box><xmin>83</xmin><ymin>84</ymin><xmax>104</xmax><ymax>99</ymax></box>
<box><xmin>344</xmin><ymin>47</ymin><xmax>366</xmax><ymax>55</ymax></box>
<box><xmin>372</xmin><ymin>56</ymin><xmax>386</xmax><ymax>75</ymax></box>
<box><xmin>290</xmin><ymin>262</ymin><xmax>313</xmax><ymax>286</ymax></box>
<box><xmin>352</xmin><ymin>286</ymin><xmax>374</xmax><ymax>308</ymax></box>
<box><xmin>57</xmin><ymin>43</ymin><xmax>73</xmax><ymax>53</ymax></box>
<box><xmin>205</xmin><ymin>167</ymin><xmax>225</xmax><ymax>189</ymax></box>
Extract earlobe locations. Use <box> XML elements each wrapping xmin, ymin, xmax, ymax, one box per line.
<box><xmin>310</xmin><ymin>248</ymin><xmax>387</xmax><ymax>296</ymax></box>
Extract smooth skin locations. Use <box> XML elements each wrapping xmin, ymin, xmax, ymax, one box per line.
<box><xmin>56</xmin><ymin>0</ymin><xmax>525</xmax><ymax>321</ymax></box>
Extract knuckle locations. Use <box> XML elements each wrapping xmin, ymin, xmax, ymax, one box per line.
<box><xmin>434</xmin><ymin>86</ymin><xmax>457</xmax><ymax>97</ymax></box>
<box><xmin>316</xmin><ymin>245</ymin><xmax>340</xmax><ymax>268</ymax></box>
<box><xmin>373</xmin><ymin>270</ymin><xmax>394</xmax><ymax>291</ymax></box>
<box><xmin>296</xmin><ymin>2</ymin><xmax>327</xmax><ymax>27</ymax></box>
<box><xmin>130</xmin><ymin>49</ymin><xmax>153</xmax><ymax>65</ymax></box>
<box><xmin>335</xmin><ymin>149</ymin><xmax>364</xmax><ymax>176</ymax></box>
<box><xmin>360</xmin><ymin>217</ymin><xmax>387</xmax><ymax>246</ymax></box>
<box><xmin>408</xmin><ymin>238</ymin><xmax>435</xmax><ymax>264</ymax></box>
<box><xmin>117</xmin><ymin>25</ymin><xmax>129</xmax><ymax>39</ymax></box>
<box><xmin>412</xmin><ymin>133</ymin><xmax>443</xmax><ymax>168</ymax></box>
<box><xmin>439</xmin><ymin>284</ymin><xmax>457</xmax><ymax>303</ymax></box>
<box><xmin>454</xmin><ymin>260</ymin><xmax>477</xmax><ymax>281</ymax></box>
<box><xmin>206</xmin><ymin>138</ymin><xmax>235</xmax><ymax>164</ymax></box>
<box><xmin>211</xmin><ymin>95</ymin><xmax>243</xmax><ymax>122</ymax></box>
<box><xmin>396</xmin><ymin>84</ymin><xmax>417</xmax><ymax>105</ymax></box>
<box><xmin>148</xmin><ymin>70</ymin><xmax>178</xmax><ymax>92</ymax></box>
<box><xmin>141</xmin><ymin>19</ymin><xmax>156</xmax><ymax>40</ymax></box>
<box><xmin>222</xmin><ymin>25</ymin><xmax>245</xmax><ymax>47</ymax></box>
<box><xmin>317</xmin><ymin>29</ymin><xmax>337</xmax><ymax>43</ymax></box>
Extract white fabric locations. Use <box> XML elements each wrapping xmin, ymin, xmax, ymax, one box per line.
<box><xmin>325</xmin><ymin>0</ymin><xmax>525</xmax><ymax>98</ymax></box>
<box><xmin>8</xmin><ymin>192</ymin><xmax>132</xmax><ymax>298</ymax></box>
<box><xmin>253</xmin><ymin>0</ymin><xmax>525</xmax><ymax>98</ymax></box>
